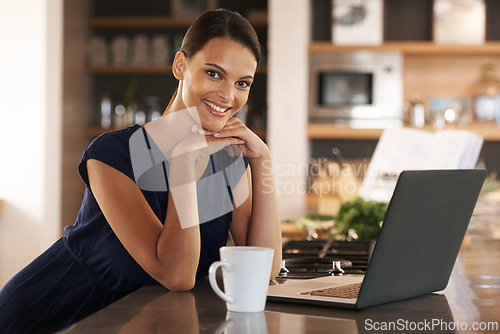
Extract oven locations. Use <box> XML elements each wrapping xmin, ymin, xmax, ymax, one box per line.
<box><xmin>309</xmin><ymin>51</ymin><xmax>404</xmax><ymax>127</ymax></box>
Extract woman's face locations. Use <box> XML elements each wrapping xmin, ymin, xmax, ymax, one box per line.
<box><xmin>175</xmin><ymin>37</ymin><xmax>258</xmax><ymax>132</ymax></box>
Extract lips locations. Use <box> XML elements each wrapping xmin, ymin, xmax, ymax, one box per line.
<box><xmin>203</xmin><ymin>99</ymin><xmax>231</xmax><ymax>117</ymax></box>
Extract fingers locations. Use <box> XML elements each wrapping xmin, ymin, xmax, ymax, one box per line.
<box><xmin>224</xmin><ymin>117</ymin><xmax>242</xmax><ymax>126</ymax></box>
<box><xmin>219</xmin><ymin>123</ymin><xmax>244</xmax><ymax>131</ymax></box>
<box><xmin>190</xmin><ymin>123</ymin><xmax>245</xmax><ymax>146</ymax></box>
<box><xmin>208</xmin><ymin>139</ymin><xmax>244</xmax><ymax>156</ymax></box>
<box><xmin>189</xmin><ymin>120</ymin><xmax>251</xmax><ymax>158</ymax></box>
<box><xmin>191</xmin><ymin>120</ymin><xmax>243</xmax><ymax>136</ymax></box>
<box><xmin>190</xmin><ymin>124</ymin><xmax>200</xmax><ymax>133</ymax></box>
<box><xmin>213</xmin><ymin>125</ymin><xmax>248</xmax><ymax>139</ymax></box>
<box><xmin>213</xmin><ymin>123</ymin><xmax>248</xmax><ymax>138</ymax></box>
<box><xmin>210</xmin><ymin>135</ymin><xmax>245</xmax><ymax>148</ymax></box>
<box><xmin>223</xmin><ymin>144</ymin><xmax>243</xmax><ymax>158</ymax></box>
<box><xmin>191</xmin><ymin>124</ymin><xmax>216</xmax><ymax>136</ymax></box>
<box><xmin>224</xmin><ymin>145</ymin><xmax>234</xmax><ymax>158</ymax></box>
<box><xmin>222</xmin><ymin>117</ymin><xmax>245</xmax><ymax>129</ymax></box>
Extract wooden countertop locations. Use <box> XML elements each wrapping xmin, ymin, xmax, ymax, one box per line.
<box><xmin>308</xmin><ymin>122</ymin><xmax>500</xmax><ymax>141</ymax></box>
<box><xmin>62</xmin><ymin>199</ymin><xmax>500</xmax><ymax>333</ymax></box>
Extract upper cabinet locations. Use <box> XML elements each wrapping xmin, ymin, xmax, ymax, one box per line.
<box><xmin>309</xmin><ymin>0</ymin><xmax>500</xmax><ymax>59</ymax></box>
<box><xmin>311</xmin><ymin>0</ymin><xmax>500</xmax><ymax>45</ymax></box>
<box><xmin>308</xmin><ymin>0</ymin><xmax>500</xmax><ymax>140</ymax></box>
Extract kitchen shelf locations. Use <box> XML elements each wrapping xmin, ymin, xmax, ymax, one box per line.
<box><xmin>86</xmin><ymin>65</ymin><xmax>172</xmax><ymax>75</ymax></box>
<box><xmin>87</xmin><ymin>16</ymin><xmax>198</xmax><ymax>28</ymax></box>
<box><xmin>308</xmin><ymin>124</ymin><xmax>384</xmax><ymax>140</ymax></box>
<box><xmin>86</xmin><ymin>65</ymin><xmax>267</xmax><ymax>75</ymax></box>
<box><xmin>86</xmin><ymin>15</ymin><xmax>268</xmax><ymax>29</ymax></box>
<box><xmin>308</xmin><ymin>123</ymin><xmax>500</xmax><ymax>141</ymax></box>
<box><xmin>309</xmin><ymin>41</ymin><xmax>500</xmax><ymax>56</ymax></box>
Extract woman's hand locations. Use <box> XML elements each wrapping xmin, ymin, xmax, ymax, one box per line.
<box><xmin>194</xmin><ymin>117</ymin><xmax>270</xmax><ymax>162</ymax></box>
<box><xmin>169</xmin><ymin>126</ymin><xmax>246</xmax><ymax>184</ymax></box>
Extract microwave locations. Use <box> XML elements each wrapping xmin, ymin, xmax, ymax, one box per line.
<box><xmin>309</xmin><ymin>51</ymin><xmax>403</xmax><ymax>126</ymax></box>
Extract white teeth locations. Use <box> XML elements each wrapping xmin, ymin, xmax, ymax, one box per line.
<box><xmin>204</xmin><ymin>100</ymin><xmax>228</xmax><ymax>113</ymax></box>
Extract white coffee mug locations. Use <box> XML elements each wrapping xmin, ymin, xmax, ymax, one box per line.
<box><xmin>208</xmin><ymin>246</ymin><xmax>274</xmax><ymax>312</ymax></box>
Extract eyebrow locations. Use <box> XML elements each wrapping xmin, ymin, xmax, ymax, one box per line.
<box><xmin>205</xmin><ymin>63</ymin><xmax>254</xmax><ymax>80</ymax></box>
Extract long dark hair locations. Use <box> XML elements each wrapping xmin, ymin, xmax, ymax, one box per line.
<box><xmin>165</xmin><ymin>8</ymin><xmax>261</xmax><ymax>112</ymax></box>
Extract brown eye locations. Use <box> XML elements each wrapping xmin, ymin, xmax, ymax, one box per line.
<box><xmin>206</xmin><ymin>70</ymin><xmax>220</xmax><ymax>79</ymax></box>
<box><xmin>236</xmin><ymin>81</ymin><xmax>251</xmax><ymax>88</ymax></box>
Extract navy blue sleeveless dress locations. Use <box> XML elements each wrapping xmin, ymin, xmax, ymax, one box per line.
<box><xmin>0</xmin><ymin>124</ymin><xmax>248</xmax><ymax>333</ymax></box>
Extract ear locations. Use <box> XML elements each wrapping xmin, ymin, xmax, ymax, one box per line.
<box><xmin>172</xmin><ymin>51</ymin><xmax>186</xmax><ymax>80</ymax></box>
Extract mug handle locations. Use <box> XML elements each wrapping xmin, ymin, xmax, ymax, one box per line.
<box><xmin>208</xmin><ymin>261</ymin><xmax>235</xmax><ymax>304</ymax></box>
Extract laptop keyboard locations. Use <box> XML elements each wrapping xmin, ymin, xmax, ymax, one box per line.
<box><xmin>303</xmin><ymin>282</ymin><xmax>362</xmax><ymax>299</ymax></box>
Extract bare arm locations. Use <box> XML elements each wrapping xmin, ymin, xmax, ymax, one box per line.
<box><xmin>87</xmin><ymin>159</ymin><xmax>200</xmax><ymax>291</ymax></box>
<box><xmin>216</xmin><ymin>119</ymin><xmax>282</xmax><ymax>279</ymax></box>
<box><xmin>231</xmin><ymin>159</ymin><xmax>282</xmax><ymax>279</ymax></box>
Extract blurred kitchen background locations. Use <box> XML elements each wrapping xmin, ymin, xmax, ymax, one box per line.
<box><xmin>1</xmin><ymin>0</ymin><xmax>500</xmax><ymax>287</ymax></box>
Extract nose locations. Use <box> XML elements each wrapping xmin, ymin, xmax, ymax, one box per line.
<box><xmin>217</xmin><ymin>81</ymin><xmax>235</xmax><ymax>102</ymax></box>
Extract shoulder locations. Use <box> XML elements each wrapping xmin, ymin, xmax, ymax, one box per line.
<box><xmin>79</xmin><ymin>124</ymin><xmax>142</xmax><ymax>187</ymax></box>
<box><xmin>88</xmin><ymin>124</ymin><xmax>142</xmax><ymax>153</ymax></box>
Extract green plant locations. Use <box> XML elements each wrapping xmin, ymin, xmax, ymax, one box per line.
<box><xmin>294</xmin><ymin>214</ymin><xmax>335</xmax><ymax>233</ymax></box>
<box><xmin>334</xmin><ymin>197</ymin><xmax>388</xmax><ymax>240</ymax></box>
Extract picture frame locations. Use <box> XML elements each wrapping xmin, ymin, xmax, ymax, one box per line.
<box><xmin>331</xmin><ymin>0</ymin><xmax>384</xmax><ymax>45</ymax></box>
<box><xmin>171</xmin><ymin>0</ymin><xmax>218</xmax><ymax>18</ymax></box>
<box><xmin>433</xmin><ymin>0</ymin><xmax>485</xmax><ymax>44</ymax></box>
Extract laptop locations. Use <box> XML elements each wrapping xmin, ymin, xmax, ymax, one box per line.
<box><xmin>267</xmin><ymin>169</ymin><xmax>486</xmax><ymax>309</ymax></box>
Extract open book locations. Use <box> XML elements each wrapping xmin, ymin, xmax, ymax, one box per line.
<box><xmin>359</xmin><ymin>128</ymin><xmax>484</xmax><ymax>202</ymax></box>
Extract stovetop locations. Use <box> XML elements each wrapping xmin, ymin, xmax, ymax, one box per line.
<box><xmin>279</xmin><ymin>239</ymin><xmax>374</xmax><ymax>280</ymax></box>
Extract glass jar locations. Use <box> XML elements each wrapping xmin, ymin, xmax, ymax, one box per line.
<box><xmin>407</xmin><ymin>95</ymin><xmax>426</xmax><ymax>128</ymax></box>
<box><xmin>99</xmin><ymin>92</ymin><xmax>112</xmax><ymax>129</ymax></box>
<box><xmin>470</xmin><ymin>63</ymin><xmax>500</xmax><ymax>123</ymax></box>
<box><xmin>144</xmin><ymin>96</ymin><xmax>162</xmax><ymax>121</ymax></box>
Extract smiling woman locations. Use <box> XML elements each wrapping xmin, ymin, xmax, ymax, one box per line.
<box><xmin>0</xmin><ymin>8</ymin><xmax>281</xmax><ymax>334</ymax></box>
<box><xmin>166</xmin><ymin>8</ymin><xmax>261</xmax><ymax>132</ymax></box>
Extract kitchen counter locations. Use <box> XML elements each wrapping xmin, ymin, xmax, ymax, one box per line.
<box><xmin>61</xmin><ymin>198</ymin><xmax>500</xmax><ymax>334</ymax></box>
